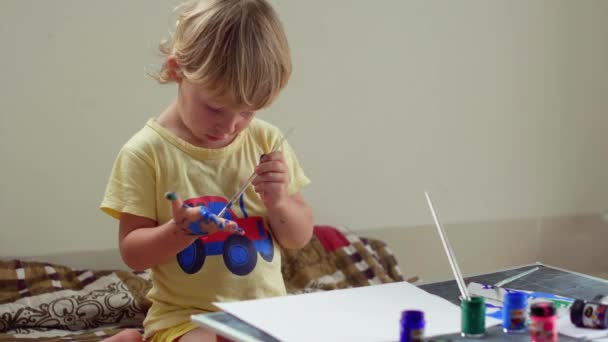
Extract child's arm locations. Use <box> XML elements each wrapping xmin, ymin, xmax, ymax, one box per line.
<box><xmin>119</xmin><ymin>193</ymin><xmax>242</xmax><ymax>271</ymax></box>
<box><xmin>118</xmin><ymin>213</ymin><xmax>196</xmax><ymax>271</ymax></box>
<box><xmin>253</xmin><ymin>152</ymin><xmax>314</xmax><ymax>250</ymax></box>
<box><xmin>266</xmin><ymin>193</ymin><xmax>314</xmax><ymax>250</ymax></box>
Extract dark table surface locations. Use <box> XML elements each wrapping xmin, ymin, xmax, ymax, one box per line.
<box><xmin>198</xmin><ymin>263</ymin><xmax>608</xmax><ymax>341</ymax></box>
<box><xmin>419</xmin><ymin>263</ymin><xmax>608</xmax><ymax>341</ymax></box>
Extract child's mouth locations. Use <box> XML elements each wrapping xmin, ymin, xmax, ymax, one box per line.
<box><xmin>206</xmin><ymin>135</ymin><xmax>222</xmax><ymax>142</ymax></box>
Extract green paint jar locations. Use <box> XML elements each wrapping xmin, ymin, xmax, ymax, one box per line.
<box><xmin>461</xmin><ymin>296</ymin><xmax>486</xmax><ymax>338</ymax></box>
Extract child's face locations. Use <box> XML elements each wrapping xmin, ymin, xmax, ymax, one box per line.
<box><xmin>177</xmin><ymin>80</ymin><xmax>255</xmax><ymax>148</ymax></box>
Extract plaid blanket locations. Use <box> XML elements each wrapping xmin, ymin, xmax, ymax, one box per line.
<box><xmin>282</xmin><ymin>225</ymin><xmax>412</xmax><ymax>293</ymax></box>
<box><xmin>0</xmin><ymin>226</ymin><xmax>410</xmax><ymax>341</ymax></box>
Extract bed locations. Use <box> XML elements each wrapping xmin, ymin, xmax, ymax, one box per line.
<box><xmin>0</xmin><ymin>225</ymin><xmax>411</xmax><ymax>341</ymax></box>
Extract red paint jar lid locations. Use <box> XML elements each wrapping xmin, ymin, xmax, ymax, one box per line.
<box><xmin>530</xmin><ymin>302</ymin><xmax>556</xmax><ymax>317</ymax></box>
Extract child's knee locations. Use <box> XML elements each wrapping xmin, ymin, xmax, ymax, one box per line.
<box><xmin>104</xmin><ymin>329</ymin><xmax>142</xmax><ymax>342</ymax></box>
<box><xmin>123</xmin><ymin>329</ymin><xmax>143</xmax><ymax>341</ymax></box>
<box><xmin>177</xmin><ymin>327</ymin><xmax>216</xmax><ymax>342</ymax></box>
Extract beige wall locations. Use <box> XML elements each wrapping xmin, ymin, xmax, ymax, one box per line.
<box><xmin>1</xmin><ymin>1</ymin><xmax>607</xmax><ymax>271</ymax></box>
<box><xmin>360</xmin><ymin>213</ymin><xmax>608</xmax><ymax>282</ymax></box>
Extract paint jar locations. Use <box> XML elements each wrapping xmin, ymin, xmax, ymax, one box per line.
<box><xmin>529</xmin><ymin>302</ymin><xmax>557</xmax><ymax>342</ymax></box>
<box><xmin>461</xmin><ymin>296</ymin><xmax>485</xmax><ymax>338</ymax></box>
<box><xmin>570</xmin><ymin>299</ymin><xmax>608</xmax><ymax>329</ymax></box>
<box><xmin>400</xmin><ymin>310</ymin><xmax>425</xmax><ymax>342</ymax></box>
<box><xmin>593</xmin><ymin>295</ymin><xmax>608</xmax><ymax>305</ymax></box>
<box><xmin>502</xmin><ymin>291</ymin><xmax>528</xmax><ymax>333</ymax></box>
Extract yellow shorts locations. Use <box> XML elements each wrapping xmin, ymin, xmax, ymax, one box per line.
<box><xmin>148</xmin><ymin>321</ymin><xmax>198</xmax><ymax>342</ymax></box>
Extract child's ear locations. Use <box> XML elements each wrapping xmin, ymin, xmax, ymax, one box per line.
<box><xmin>166</xmin><ymin>55</ymin><xmax>183</xmax><ymax>82</ymax></box>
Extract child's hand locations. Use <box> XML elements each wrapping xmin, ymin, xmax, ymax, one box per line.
<box><xmin>252</xmin><ymin>152</ymin><xmax>289</xmax><ymax>209</ymax></box>
<box><xmin>165</xmin><ymin>192</ymin><xmax>244</xmax><ymax>236</ymax></box>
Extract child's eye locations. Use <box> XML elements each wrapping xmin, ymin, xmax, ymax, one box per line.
<box><xmin>206</xmin><ymin>104</ymin><xmax>222</xmax><ymax>113</ymax></box>
<box><xmin>240</xmin><ymin>111</ymin><xmax>253</xmax><ymax>118</ymax></box>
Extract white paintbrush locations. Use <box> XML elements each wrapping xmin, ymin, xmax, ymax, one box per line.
<box><xmin>218</xmin><ymin>127</ymin><xmax>295</xmax><ymax>218</ymax></box>
<box><xmin>425</xmin><ymin>191</ymin><xmax>471</xmax><ymax>301</ymax></box>
<box><xmin>493</xmin><ymin>267</ymin><xmax>540</xmax><ymax>288</ymax></box>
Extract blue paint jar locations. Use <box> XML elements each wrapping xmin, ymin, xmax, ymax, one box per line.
<box><xmin>502</xmin><ymin>292</ymin><xmax>528</xmax><ymax>333</ymax></box>
<box><xmin>400</xmin><ymin>310</ymin><xmax>425</xmax><ymax>342</ymax></box>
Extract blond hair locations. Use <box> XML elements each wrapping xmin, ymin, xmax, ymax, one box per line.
<box><xmin>151</xmin><ymin>0</ymin><xmax>291</xmax><ymax>111</ymax></box>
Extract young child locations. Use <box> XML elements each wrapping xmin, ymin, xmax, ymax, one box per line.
<box><xmin>100</xmin><ymin>1</ymin><xmax>313</xmax><ymax>341</ymax></box>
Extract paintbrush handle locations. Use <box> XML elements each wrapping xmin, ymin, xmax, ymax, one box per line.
<box><xmin>493</xmin><ymin>267</ymin><xmax>540</xmax><ymax>288</ymax></box>
<box><xmin>218</xmin><ymin>172</ymin><xmax>257</xmax><ymax>217</ymax></box>
<box><xmin>217</xmin><ymin>128</ymin><xmax>295</xmax><ymax>218</ymax></box>
<box><xmin>425</xmin><ymin>191</ymin><xmax>470</xmax><ymax>301</ymax></box>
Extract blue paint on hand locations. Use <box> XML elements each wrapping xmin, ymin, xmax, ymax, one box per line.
<box><xmin>200</xmin><ymin>205</ymin><xmax>219</xmax><ymax>225</ymax></box>
<box><xmin>185</xmin><ymin>205</ymin><xmax>242</xmax><ymax>235</ymax></box>
<box><xmin>188</xmin><ymin>219</ymin><xmax>207</xmax><ymax>235</ymax></box>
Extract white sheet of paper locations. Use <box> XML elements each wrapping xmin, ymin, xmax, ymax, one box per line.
<box><xmin>212</xmin><ymin>281</ymin><xmax>500</xmax><ymax>342</ymax></box>
<box><xmin>557</xmin><ymin>315</ymin><xmax>608</xmax><ymax>340</ymax></box>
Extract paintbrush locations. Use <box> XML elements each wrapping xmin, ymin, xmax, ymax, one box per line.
<box><xmin>493</xmin><ymin>267</ymin><xmax>540</xmax><ymax>288</ymax></box>
<box><xmin>425</xmin><ymin>191</ymin><xmax>471</xmax><ymax>301</ymax></box>
<box><xmin>217</xmin><ymin>127</ymin><xmax>295</xmax><ymax>218</ymax></box>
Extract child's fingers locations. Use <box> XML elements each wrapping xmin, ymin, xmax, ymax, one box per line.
<box><xmin>252</xmin><ymin>171</ymin><xmax>288</xmax><ymax>185</ymax></box>
<box><xmin>165</xmin><ymin>192</ymin><xmax>244</xmax><ymax>236</ymax></box>
<box><xmin>260</xmin><ymin>151</ymin><xmax>285</xmax><ymax>163</ymax></box>
<box><xmin>205</xmin><ymin>213</ymin><xmax>243</xmax><ymax>234</ymax></box>
<box><xmin>254</xmin><ymin>160</ymin><xmax>288</xmax><ymax>183</ymax></box>
<box><xmin>223</xmin><ymin>220</ymin><xmax>245</xmax><ymax>235</ymax></box>
<box><xmin>165</xmin><ymin>192</ymin><xmax>186</xmax><ymax>223</ymax></box>
<box><xmin>196</xmin><ymin>217</ymin><xmax>244</xmax><ymax>236</ymax></box>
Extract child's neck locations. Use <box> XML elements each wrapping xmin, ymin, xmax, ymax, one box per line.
<box><xmin>157</xmin><ymin>101</ymin><xmax>205</xmax><ymax>147</ymax></box>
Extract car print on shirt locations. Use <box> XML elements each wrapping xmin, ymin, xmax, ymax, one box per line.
<box><xmin>176</xmin><ymin>195</ymin><xmax>274</xmax><ymax>276</ymax></box>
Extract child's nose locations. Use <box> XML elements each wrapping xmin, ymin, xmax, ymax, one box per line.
<box><xmin>217</xmin><ymin>115</ymin><xmax>239</xmax><ymax>134</ymax></box>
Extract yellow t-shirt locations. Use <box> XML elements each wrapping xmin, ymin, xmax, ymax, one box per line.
<box><xmin>100</xmin><ymin>118</ymin><xmax>310</xmax><ymax>338</ymax></box>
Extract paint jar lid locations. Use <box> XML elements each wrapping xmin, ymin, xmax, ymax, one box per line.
<box><xmin>530</xmin><ymin>302</ymin><xmax>556</xmax><ymax>317</ymax></box>
<box><xmin>401</xmin><ymin>310</ymin><xmax>425</xmax><ymax>327</ymax></box>
<box><xmin>570</xmin><ymin>299</ymin><xmax>586</xmax><ymax>327</ymax></box>
<box><xmin>504</xmin><ymin>292</ymin><xmax>528</xmax><ymax>307</ymax></box>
